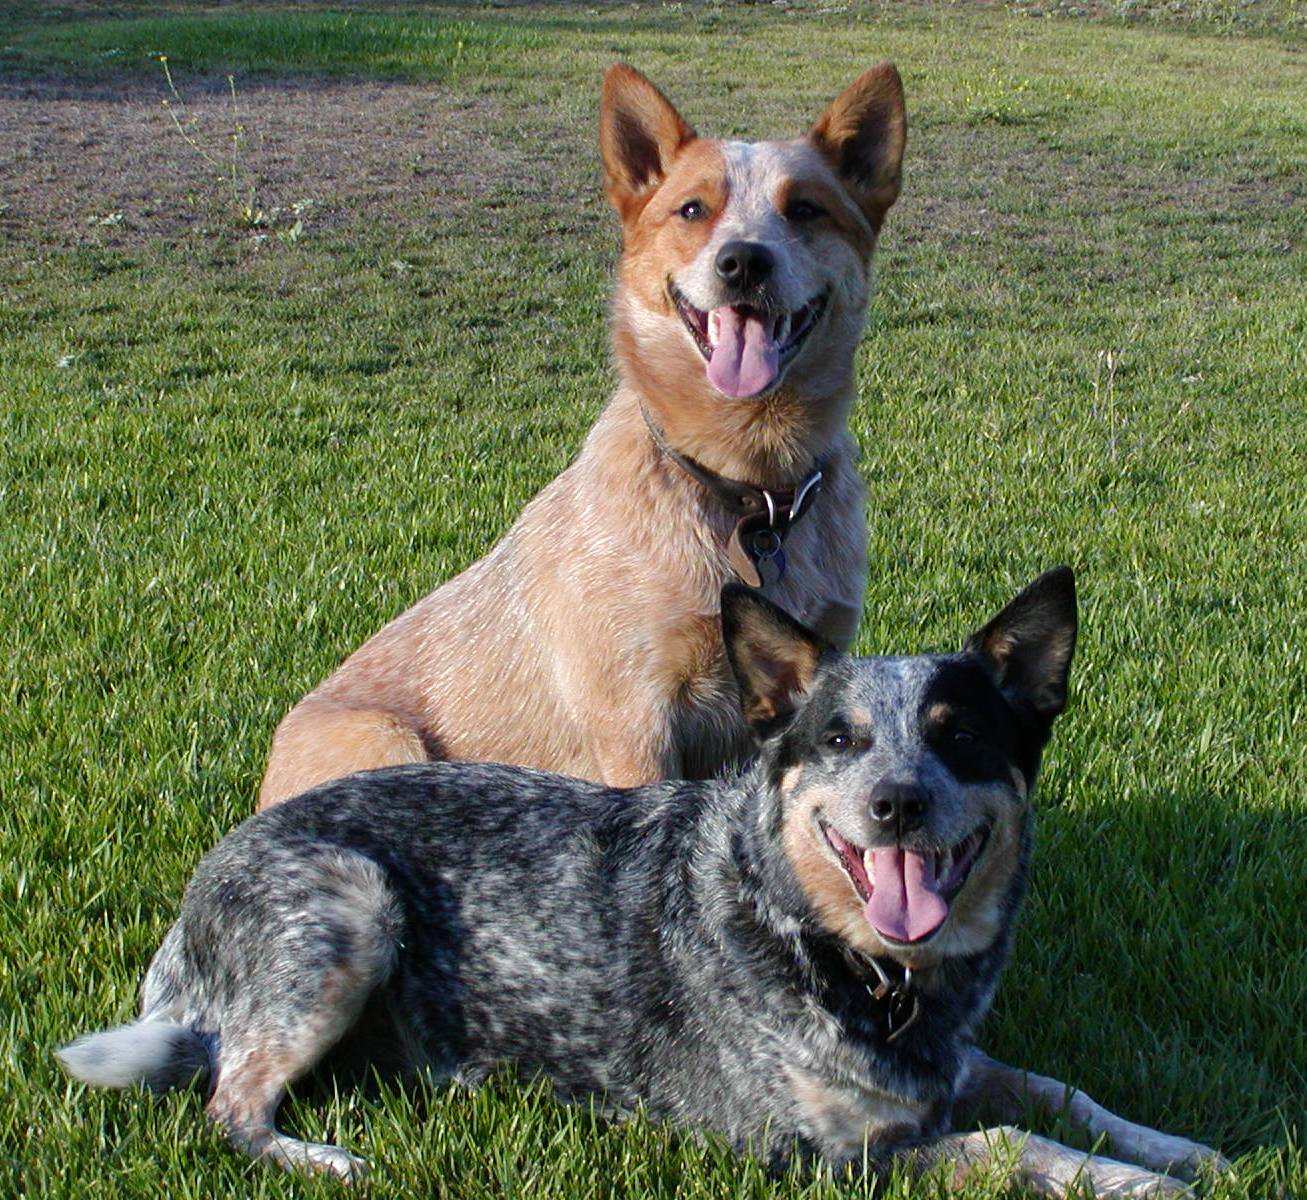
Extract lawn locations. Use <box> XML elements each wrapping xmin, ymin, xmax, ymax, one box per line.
<box><xmin>1</xmin><ymin>1</ymin><xmax>1304</xmax><ymax>1196</ymax></box>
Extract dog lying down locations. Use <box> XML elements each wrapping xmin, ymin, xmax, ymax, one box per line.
<box><xmin>59</xmin><ymin>570</ymin><xmax>1226</xmax><ymax>1195</ymax></box>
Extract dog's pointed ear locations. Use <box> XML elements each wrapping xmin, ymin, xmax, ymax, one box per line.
<box><xmin>965</xmin><ymin>567</ymin><xmax>1078</xmax><ymax>721</ymax></box>
<box><xmin>601</xmin><ymin>64</ymin><xmax>696</xmax><ymax>223</ymax></box>
<box><xmin>722</xmin><ymin>585</ymin><xmax>830</xmax><ymax>739</ymax></box>
<box><xmin>808</xmin><ymin>63</ymin><xmax>906</xmax><ymax>230</ymax></box>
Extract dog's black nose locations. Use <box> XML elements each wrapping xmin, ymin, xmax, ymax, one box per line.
<box><xmin>715</xmin><ymin>240</ymin><xmax>774</xmax><ymax>290</ymax></box>
<box><xmin>869</xmin><ymin>781</ymin><xmax>928</xmax><ymax>837</ymax></box>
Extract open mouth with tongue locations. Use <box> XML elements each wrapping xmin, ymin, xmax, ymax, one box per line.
<box><xmin>820</xmin><ymin>820</ymin><xmax>991</xmax><ymax>946</ymax></box>
<box><xmin>671</xmin><ymin>284</ymin><xmax>828</xmax><ymax>400</ymax></box>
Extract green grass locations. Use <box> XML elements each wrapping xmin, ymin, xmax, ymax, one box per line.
<box><xmin>2</xmin><ymin>2</ymin><xmax>1304</xmax><ymax>1197</ymax></box>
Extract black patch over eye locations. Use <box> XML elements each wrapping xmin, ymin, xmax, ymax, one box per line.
<box><xmin>677</xmin><ymin>199</ymin><xmax>708</xmax><ymax>221</ymax></box>
<box><xmin>785</xmin><ymin>199</ymin><xmax>825</xmax><ymax>223</ymax></box>
<box><xmin>921</xmin><ymin>661</ymin><xmax>1040</xmax><ymax>784</ymax></box>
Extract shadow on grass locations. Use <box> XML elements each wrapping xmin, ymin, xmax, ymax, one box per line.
<box><xmin>987</xmin><ymin>784</ymin><xmax>1306</xmax><ymax>1156</ymax></box>
<box><xmin>0</xmin><ymin>7</ymin><xmax>735</xmax><ymax>90</ymax></box>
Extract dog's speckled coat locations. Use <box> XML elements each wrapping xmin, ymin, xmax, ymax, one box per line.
<box><xmin>60</xmin><ymin>576</ymin><xmax>1225</xmax><ymax>1194</ymax></box>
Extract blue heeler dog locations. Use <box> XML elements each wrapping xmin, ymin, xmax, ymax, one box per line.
<box><xmin>59</xmin><ymin>570</ymin><xmax>1226</xmax><ymax>1195</ymax></box>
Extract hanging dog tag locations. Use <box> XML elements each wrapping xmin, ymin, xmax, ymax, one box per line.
<box><xmin>751</xmin><ymin>528</ymin><xmax>786</xmax><ymax>587</ymax></box>
<box><xmin>727</xmin><ymin>520</ymin><xmax>788</xmax><ymax>589</ymax></box>
<box><xmin>867</xmin><ymin>962</ymin><xmax>921</xmax><ymax>1045</ymax></box>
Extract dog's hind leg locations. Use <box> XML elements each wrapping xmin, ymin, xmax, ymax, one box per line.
<box><xmin>198</xmin><ymin>850</ymin><xmax>401</xmax><ymax>1180</ymax></box>
<box><xmin>205</xmin><ymin>1006</ymin><xmax>374</xmax><ymax>1182</ymax></box>
<box><xmin>259</xmin><ymin>699</ymin><xmax>431</xmax><ymax>809</ymax></box>
<box><xmin>59</xmin><ymin>849</ymin><xmax>399</xmax><ymax>1180</ymax></box>
<box><xmin>955</xmin><ymin>1049</ymin><xmax>1230</xmax><ymax>1182</ymax></box>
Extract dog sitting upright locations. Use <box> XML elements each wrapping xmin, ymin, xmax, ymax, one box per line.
<box><xmin>61</xmin><ymin>569</ymin><xmax>1225</xmax><ymax>1195</ymax></box>
<box><xmin>258</xmin><ymin>64</ymin><xmax>905</xmax><ymax>806</ymax></box>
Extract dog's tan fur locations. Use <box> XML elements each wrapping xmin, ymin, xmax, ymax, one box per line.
<box><xmin>259</xmin><ymin>65</ymin><xmax>906</xmax><ymax>808</ymax></box>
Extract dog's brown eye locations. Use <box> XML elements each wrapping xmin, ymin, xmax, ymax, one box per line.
<box><xmin>677</xmin><ymin>199</ymin><xmax>708</xmax><ymax>222</ymax></box>
<box><xmin>952</xmin><ymin>728</ymin><xmax>976</xmax><ymax>745</ymax></box>
<box><xmin>825</xmin><ymin>732</ymin><xmax>858</xmax><ymax>752</ymax></box>
<box><xmin>786</xmin><ymin>199</ymin><xmax>825</xmax><ymax>223</ymax></box>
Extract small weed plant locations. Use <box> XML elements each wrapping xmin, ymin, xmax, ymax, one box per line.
<box><xmin>158</xmin><ymin>55</ymin><xmax>314</xmax><ymax>237</ymax></box>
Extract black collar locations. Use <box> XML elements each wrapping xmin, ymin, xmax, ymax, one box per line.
<box><xmin>639</xmin><ymin>403</ymin><xmax>825</xmax><ymax>588</ymax></box>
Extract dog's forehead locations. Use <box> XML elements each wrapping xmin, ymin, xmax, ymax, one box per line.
<box><xmin>830</xmin><ymin>654</ymin><xmax>981</xmax><ymax>722</ymax></box>
<box><xmin>721</xmin><ymin>140</ymin><xmax>834</xmax><ymax>202</ymax></box>
<box><xmin>659</xmin><ymin>138</ymin><xmax>730</xmax><ymax>199</ymax></box>
<box><xmin>728</xmin><ymin>139</ymin><xmax>866</xmax><ymax>227</ymax></box>
<box><xmin>659</xmin><ymin>138</ymin><xmax>841</xmax><ymax>207</ymax></box>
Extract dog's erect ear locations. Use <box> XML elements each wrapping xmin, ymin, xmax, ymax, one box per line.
<box><xmin>600</xmin><ymin>64</ymin><xmax>696</xmax><ymax>223</ymax></box>
<box><xmin>965</xmin><ymin>567</ymin><xmax>1078</xmax><ymax>721</ymax></box>
<box><xmin>722</xmin><ymin>585</ymin><xmax>830</xmax><ymax>739</ymax></box>
<box><xmin>808</xmin><ymin>63</ymin><xmax>906</xmax><ymax>230</ymax></box>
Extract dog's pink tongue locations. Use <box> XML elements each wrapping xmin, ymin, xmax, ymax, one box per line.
<box><xmin>706</xmin><ymin>306</ymin><xmax>779</xmax><ymax>398</ymax></box>
<box><xmin>864</xmin><ymin>848</ymin><xmax>949</xmax><ymax>944</ymax></box>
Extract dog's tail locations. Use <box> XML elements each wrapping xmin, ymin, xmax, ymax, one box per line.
<box><xmin>56</xmin><ymin>1020</ymin><xmax>210</xmax><ymax>1095</ymax></box>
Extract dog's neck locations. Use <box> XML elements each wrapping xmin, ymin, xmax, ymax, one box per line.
<box><xmin>639</xmin><ymin>401</ymin><xmax>826</xmax><ymax>515</ymax></box>
<box><xmin>604</xmin><ymin>382</ymin><xmax>849</xmax><ymax>489</ymax></box>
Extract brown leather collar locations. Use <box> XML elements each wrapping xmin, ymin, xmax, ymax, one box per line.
<box><xmin>639</xmin><ymin>403</ymin><xmax>824</xmax><ymax>588</ymax></box>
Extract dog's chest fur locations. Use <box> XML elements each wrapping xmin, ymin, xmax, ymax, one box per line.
<box><xmin>566</xmin><ymin>401</ymin><xmax>869</xmax><ymax>779</ymax></box>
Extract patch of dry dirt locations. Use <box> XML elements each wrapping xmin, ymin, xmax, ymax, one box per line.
<box><xmin>0</xmin><ymin>74</ymin><xmax>552</xmax><ymax>247</ymax></box>
<box><xmin>2</xmin><ymin>69</ymin><xmax>1295</xmax><ymax>262</ymax></box>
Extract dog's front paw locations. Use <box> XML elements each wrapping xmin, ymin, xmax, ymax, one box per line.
<box><xmin>1073</xmin><ymin>1157</ymin><xmax>1191</xmax><ymax>1197</ymax></box>
<box><xmin>1176</xmin><ymin>1140</ymin><xmax>1234</xmax><ymax>1183</ymax></box>
<box><xmin>1109</xmin><ymin>1126</ymin><xmax>1232</xmax><ymax>1183</ymax></box>
<box><xmin>947</xmin><ymin>1127</ymin><xmax>1194</xmax><ymax>1198</ymax></box>
<box><xmin>262</xmin><ymin>1136</ymin><xmax>371</xmax><ymax>1182</ymax></box>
